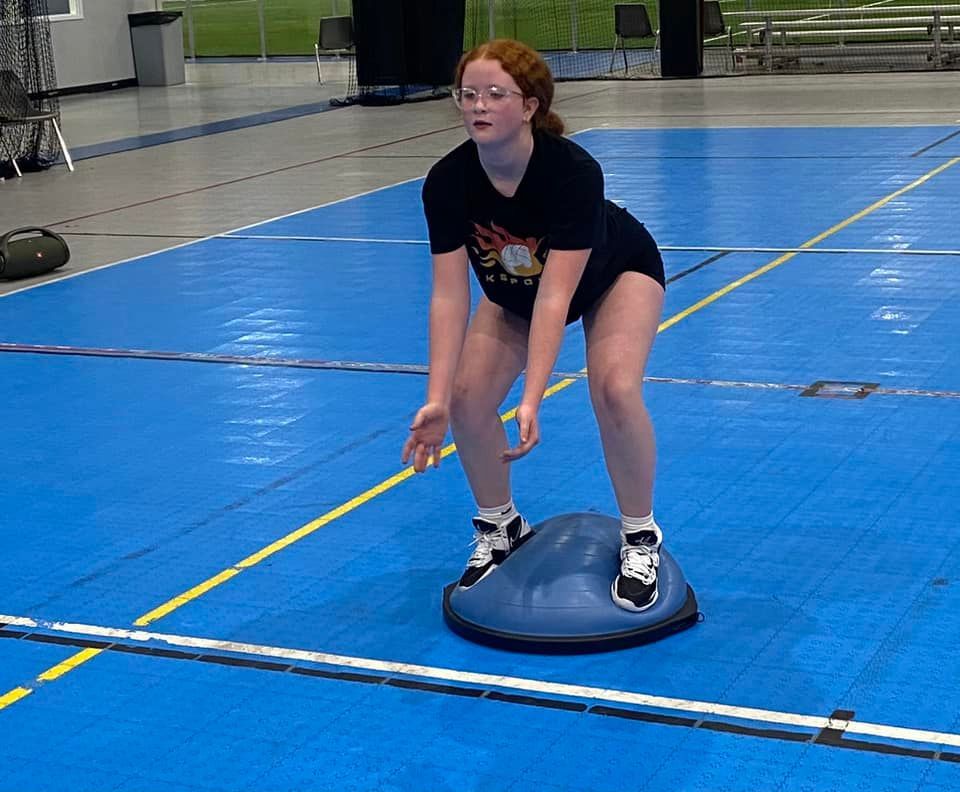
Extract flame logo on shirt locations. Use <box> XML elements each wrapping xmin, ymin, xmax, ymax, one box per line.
<box><xmin>470</xmin><ymin>222</ymin><xmax>545</xmax><ymax>278</ymax></box>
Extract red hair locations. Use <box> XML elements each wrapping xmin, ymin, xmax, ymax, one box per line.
<box><xmin>455</xmin><ymin>39</ymin><xmax>565</xmax><ymax>136</ymax></box>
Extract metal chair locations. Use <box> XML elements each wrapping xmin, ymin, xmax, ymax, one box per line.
<box><xmin>702</xmin><ymin>1</ymin><xmax>735</xmax><ymax>70</ymax></box>
<box><xmin>703</xmin><ymin>0</ymin><xmax>726</xmax><ymax>35</ymax></box>
<box><xmin>610</xmin><ymin>4</ymin><xmax>656</xmax><ymax>74</ymax></box>
<box><xmin>0</xmin><ymin>70</ymin><xmax>74</xmax><ymax>178</ymax></box>
<box><xmin>315</xmin><ymin>15</ymin><xmax>354</xmax><ymax>85</ymax></box>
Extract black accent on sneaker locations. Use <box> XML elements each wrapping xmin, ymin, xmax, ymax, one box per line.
<box><xmin>458</xmin><ymin>516</ymin><xmax>534</xmax><ymax>590</ymax></box>
<box><xmin>505</xmin><ymin>514</ymin><xmax>533</xmax><ymax>548</ymax></box>
<box><xmin>458</xmin><ymin>562</ymin><xmax>493</xmax><ymax>589</ymax></box>
<box><xmin>611</xmin><ymin>574</ymin><xmax>659</xmax><ymax>612</ymax></box>
<box><xmin>612</xmin><ymin>534</ymin><xmax>661</xmax><ymax>612</ymax></box>
<box><xmin>623</xmin><ymin>529</ymin><xmax>660</xmax><ymax>548</ymax></box>
<box><xmin>458</xmin><ymin>557</ymin><xmax>497</xmax><ymax>589</ymax></box>
<box><xmin>458</xmin><ymin>518</ymin><xmax>505</xmax><ymax>589</ymax></box>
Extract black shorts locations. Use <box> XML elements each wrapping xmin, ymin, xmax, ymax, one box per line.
<box><xmin>617</xmin><ymin>216</ymin><xmax>666</xmax><ymax>291</ymax></box>
<box><xmin>564</xmin><ymin>212</ymin><xmax>665</xmax><ymax>324</ymax></box>
<box><xmin>490</xmin><ymin>210</ymin><xmax>665</xmax><ymax>325</ymax></box>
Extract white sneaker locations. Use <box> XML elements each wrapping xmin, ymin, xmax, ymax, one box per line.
<box><xmin>611</xmin><ymin>529</ymin><xmax>661</xmax><ymax>612</ymax></box>
<box><xmin>457</xmin><ymin>514</ymin><xmax>533</xmax><ymax>589</ymax></box>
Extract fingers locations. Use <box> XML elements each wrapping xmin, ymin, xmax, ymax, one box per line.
<box><xmin>422</xmin><ymin>445</ymin><xmax>441</xmax><ymax>472</ymax></box>
<box><xmin>405</xmin><ymin>405</ymin><xmax>447</xmax><ymax>472</ymax></box>
<box><xmin>404</xmin><ymin>439</ymin><xmax>442</xmax><ymax>473</ymax></box>
<box><xmin>501</xmin><ymin>437</ymin><xmax>537</xmax><ymax>462</ymax></box>
<box><xmin>501</xmin><ymin>415</ymin><xmax>539</xmax><ymax>462</ymax></box>
<box><xmin>402</xmin><ymin>434</ymin><xmax>425</xmax><ymax>470</ymax></box>
<box><xmin>414</xmin><ymin>442</ymin><xmax>427</xmax><ymax>472</ymax></box>
<box><xmin>401</xmin><ymin>435</ymin><xmax>416</xmax><ymax>465</ymax></box>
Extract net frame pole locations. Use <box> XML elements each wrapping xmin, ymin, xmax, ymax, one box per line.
<box><xmin>257</xmin><ymin>0</ymin><xmax>267</xmax><ymax>60</ymax></box>
<box><xmin>489</xmin><ymin>0</ymin><xmax>496</xmax><ymax>40</ymax></box>
<box><xmin>764</xmin><ymin>15</ymin><xmax>773</xmax><ymax>72</ymax></box>
<box><xmin>571</xmin><ymin>0</ymin><xmax>579</xmax><ymax>51</ymax></box>
<box><xmin>185</xmin><ymin>0</ymin><xmax>196</xmax><ymax>59</ymax></box>
<box><xmin>932</xmin><ymin>9</ymin><xmax>942</xmax><ymax>66</ymax></box>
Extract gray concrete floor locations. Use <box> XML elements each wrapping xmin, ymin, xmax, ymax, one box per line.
<box><xmin>57</xmin><ymin>60</ymin><xmax>352</xmax><ymax>147</ymax></box>
<box><xmin>1</xmin><ymin>65</ymin><xmax>958</xmax><ymax>296</ymax></box>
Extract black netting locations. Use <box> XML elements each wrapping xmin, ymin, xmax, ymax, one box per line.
<box><xmin>0</xmin><ymin>0</ymin><xmax>62</xmax><ymax>178</ymax></box>
<box><xmin>335</xmin><ymin>0</ymin><xmax>465</xmax><ymax>106</ymax></box>
<box><xmin>464</xmin><ymin>0</ymin><xmax>960</xmax><ymax>78</ymax></box>
<box><xmin>465</xmin><ymin>0</ymin><xmax>661</xmax><ymax>80</ymax></box>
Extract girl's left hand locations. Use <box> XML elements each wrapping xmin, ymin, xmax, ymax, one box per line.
<box><xmin>501</xmin><ymin>402</ymin><xmax>540</xmax><ymax>462</ymax></box>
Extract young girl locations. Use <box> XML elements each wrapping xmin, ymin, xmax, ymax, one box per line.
<box><xmin>401</xmin><ymin>39</ymin><xmax>667</xmax><ymax>612</ymax></box>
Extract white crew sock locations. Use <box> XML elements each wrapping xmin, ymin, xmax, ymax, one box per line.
<box><xmin>621</xmin><ymin>512</ymin><xmax>662</xmax><ymax>545</ymax></box>
<box><xmin>477</xmin><ymin>499</ymin><xmax>519</xmax><ymax>526</ymax></box>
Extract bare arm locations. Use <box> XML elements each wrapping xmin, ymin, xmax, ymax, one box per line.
<box><xmin>522</xmin><ymin>248</ymin><xmax>590</xmax><ymax>406</ymax></box>
<box><xmin>402</xmin><ymin>246</ymin><xmax>471</xmax><ymax>472</ymax></box>
<box><xmin>426</xmin><ymin>246</ymin><xmax>472</xmax><ymax>406</ymax></box>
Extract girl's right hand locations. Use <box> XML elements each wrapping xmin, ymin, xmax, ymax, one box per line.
<box><xmin>401</xmin><ymin>402</ymin><xmax>451</xmax><ymax>473</ymax></box>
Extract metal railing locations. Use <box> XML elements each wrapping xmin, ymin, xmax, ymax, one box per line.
<box><xmin>723</xmin><ymin>4</ymin><xmax>960</xmax><ymax>70</ymax></box>
<box><xmin>167</xmin><ymin>0</ymin><xmax>352</xmax><ymax>60</ymax></box>
<box><xmin>168</xmin><ymin>1</ymin><xmax>590</xmax><ymax>60</ymax></box>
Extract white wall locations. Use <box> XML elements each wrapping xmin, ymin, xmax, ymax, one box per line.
<box><xmin>50</xmin><ymin>0</ymin><xmax>162</xmax><ymax>90</ymax></box>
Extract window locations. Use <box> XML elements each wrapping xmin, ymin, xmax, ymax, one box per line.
<box><xmin>45</xmin><ymin>0</ymin><xmax>83</xmax><ymax>20</ymax></box>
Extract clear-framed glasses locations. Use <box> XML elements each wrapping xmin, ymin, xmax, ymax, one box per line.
<box><xmin>452</xmin><ymin>85</ymin><xmax>525</xmax><ymax>108</ymax></box>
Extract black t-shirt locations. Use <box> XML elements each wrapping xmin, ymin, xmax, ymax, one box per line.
<box><xmin>422</xmin><ymin>129</ymin><xmax>650</xmax><ymax>324</ymax></box>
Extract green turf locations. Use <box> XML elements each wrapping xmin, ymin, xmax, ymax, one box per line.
<box><xmin>161</xmin><ymin>0</ymin><xmax>350</xmax><ymax>57</ymax></box>
<box><xmin>162</xmin><ymin>0</ymin><xmax>657</xmax><ymax>57</ymax></box>
<box><xmin>160</xmin><ymin>0</ymin><xmax>948</xmax><ymax>59</ymax></box>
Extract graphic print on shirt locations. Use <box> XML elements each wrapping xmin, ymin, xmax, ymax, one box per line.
<box><xmin>470</xmin><ymin>221</ymin><xmax>546</xmax><ymax>280</ymax></box>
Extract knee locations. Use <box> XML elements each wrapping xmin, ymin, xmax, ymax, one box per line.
<box><xmin>590</xmin><ymin>373</ymin><xmax>645</xmax><ymax>427</ymax></box>
<box><xmin>450</xmin><ymin>379</ymin><xmax>490</xmax><ymax>430</ymax></box>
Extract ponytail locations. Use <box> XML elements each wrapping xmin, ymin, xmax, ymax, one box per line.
<box><xmin>535</xmin><ymin>109</ymin><xmax>565</xmax><ymax>136</ymax></box>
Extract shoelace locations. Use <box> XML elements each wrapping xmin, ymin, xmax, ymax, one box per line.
<box><xmin>620</xmin><ymin>543</ymin><xmax>660</xmax><ymax>584</ymax></box>
<box><xmin>467</xmin><ymin>524</ymin><xmax>510</xmax><ymax>567</ymax></box>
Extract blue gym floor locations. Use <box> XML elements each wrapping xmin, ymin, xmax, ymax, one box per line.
<box><xmin>2</xmin><ymin>126</ymin><xmax>960</xmax><ymax>791</ymax></box>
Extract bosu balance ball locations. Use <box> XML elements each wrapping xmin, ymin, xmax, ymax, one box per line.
<box><xmin>443</xmin><ymin>512</ymin><xmax>700</xmax><ymax>653</ymax></box>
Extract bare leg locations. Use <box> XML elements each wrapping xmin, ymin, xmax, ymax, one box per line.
<box><xmin>450</xmin><ymin>297</ymin><xmax>529</xmax><ymax>509</ymax></box>
<box><xmin>582</xmin><ymin>272</ymin><xmax>664</xmax><ymax>517</ymax></box>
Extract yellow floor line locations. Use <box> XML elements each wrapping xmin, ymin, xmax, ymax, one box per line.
<box><xmin>0</xmin><ymin>686</ymin><xmax>33</xmax><ymax>711</ymax></box>
<box><xmin>133</xmin><ymin>154</ymin><xmax>960</xmax><ymax>626</ymax></box>
<box><xmin>135</xmin><ymin>376</ymin><xmax>582</xmax><ymax>626</ymax></box>
<box><xmin>4</xmin><ymin>153</ymin><xmax>957</xmax><ymax>709</ymax></box>
<box><xmin>35</xmin><ymin>648</ymin><xmax>104</xmax><ymax>682</ymax></box>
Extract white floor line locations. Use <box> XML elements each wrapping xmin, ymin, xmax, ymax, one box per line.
<box><xmin>216</xmin><ymin>235</ymin><xmax>960</xmax><ymax>257</ymax></box>
<box><xmin>0</xmin><ymin>129</ymin><xmax>598</xmax><ymax>302</ymax></box>
<box><xmin>0</xmin><ymin>176</ymin><xmax>426</xmax><ymax>301</ymax></box>
<box><xmin>665</xmin><ymin>245</ymin><xmax>960</xmax><ymax>256</ymax></box>
<box><xmin>3</xmin><ymin>613</ymin><xmax>960</xmax><ymax>750</ymax></box>
<box><xmin>220</xmin><ymin>233</ymin><xmax>430</xmax><ymax>245</ymax></box>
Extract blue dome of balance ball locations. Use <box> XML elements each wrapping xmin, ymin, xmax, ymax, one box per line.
<box><xmin>443</xmin><ymin>512</ymin><xmax>699</xmax><ymax>653</ymax></box>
